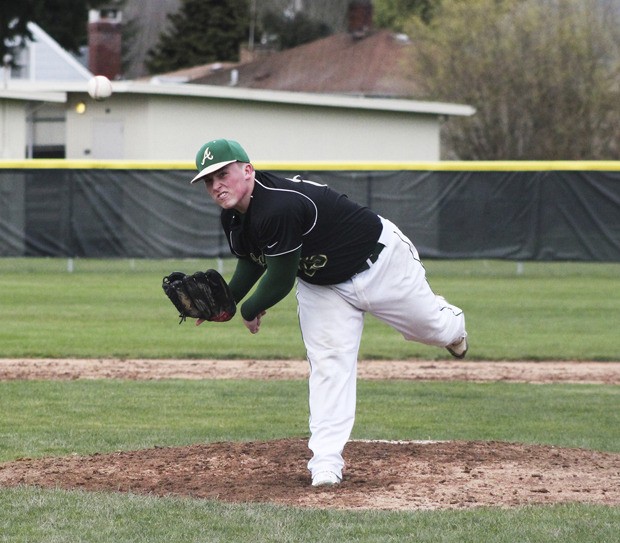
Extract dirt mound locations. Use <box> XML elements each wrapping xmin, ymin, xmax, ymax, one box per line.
<box><xmin>1</xmin><ymin>439</ymin><xmax>618</xmax><ymax>510</ymax></box>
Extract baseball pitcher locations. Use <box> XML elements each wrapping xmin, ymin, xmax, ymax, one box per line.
<box><xmin>175</xmin><ymin>138</ymin><xmax>468</xmax><ymax>487</ymax></box>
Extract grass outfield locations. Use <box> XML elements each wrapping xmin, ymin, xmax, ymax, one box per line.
<box><xmin>1</xmin><ymin>489</ymin><xmax>618</xmax><ymax>543</ymax></box>
<box><xmin>0</xmin><ymin>258</ymin><xmax>619</xmax><ymax>541</ymax></box>
<box><xmin>1</xmin><ymin>380</ymin><xmax>618</xmax><ymax>462</ymax></box>
<box><xmin>0</xmin><ymin>258</ymin><xmax>619</xmax><ymax>360</ymax></box>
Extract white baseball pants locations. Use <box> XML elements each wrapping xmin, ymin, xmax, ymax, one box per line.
<box><xmin>296</xmin><ymin>217</ymin><xmax>466</xmax><ymax>479</ymax></box>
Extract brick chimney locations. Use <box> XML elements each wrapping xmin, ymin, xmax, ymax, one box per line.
<box><xmin>347</xmin><ymin>1</ymin><xmax>373</xmax><ymax>38</ymax></box>
<box><xmin>88</xmin><ymin>8</ymin><xmax>122</xmax><ymax>79</ymax></box>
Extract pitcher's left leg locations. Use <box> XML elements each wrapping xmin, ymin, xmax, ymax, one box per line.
<box><xmin>356</xmin><ymin>220</ymin><xmax>466</xmax><ymax>349</ymax></box>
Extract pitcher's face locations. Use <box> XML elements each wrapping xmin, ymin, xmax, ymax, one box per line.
<box><xmin>203</xmin><ymin>162</ymin><xmax>254</xmax><ymax>212</ymax></box>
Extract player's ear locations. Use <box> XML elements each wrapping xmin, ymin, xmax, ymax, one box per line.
<box><xmin>242</xmin><ymin>162</ymin><xmax>254</xmax><ymax>178</ymax></box>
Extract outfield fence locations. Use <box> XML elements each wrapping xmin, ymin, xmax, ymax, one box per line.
<box><xmin>1</xmin><ymin>160</ymin><xmax>619</xmax><ymax>261</ymax></box>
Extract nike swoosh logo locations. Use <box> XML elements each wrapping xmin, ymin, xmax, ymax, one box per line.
<box><xmin>267</xmin><ymin>242</ymin><xmax>278</xmax><ymax>249</ymax></box>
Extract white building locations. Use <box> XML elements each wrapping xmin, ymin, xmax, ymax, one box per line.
<box><xmin>0</xmin><ymin>18</ymin><xmax>474</xmax><ymax>162</ymax></box>
<box><xmin>2</xmin><ymin>78</ymin><xmax>474</xmax><ymax>162</ymax></box>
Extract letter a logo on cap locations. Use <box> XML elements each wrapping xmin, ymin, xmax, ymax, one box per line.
<box><xmin>201</xmin><ymin>147</ymin><xmax>214</xmax><ymax>165</ymax></box>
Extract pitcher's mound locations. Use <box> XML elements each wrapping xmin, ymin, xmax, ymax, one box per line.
<box><xmin>1</xmin><ymin>439</ymin><xmax>619</xmax><ymax>510</ymax></box>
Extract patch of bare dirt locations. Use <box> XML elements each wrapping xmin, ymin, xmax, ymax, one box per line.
<box><xmin>1</xmin><ymin>439</ymin><xmax>618</xmax><ymax>511</ymax></box>
<box><xmin>1</xmin><ymin>358</ymin><xmax>618</xmax><ymax>511</ymax></box>
<box><xmin>1</xmin><ymin>358</ymin><xmax>619</xmax><ymax>384</ymax></box>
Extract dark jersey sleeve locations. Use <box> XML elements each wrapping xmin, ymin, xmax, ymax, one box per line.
<box><xmin>228</xmin><ymin>257</ymin><xmax>265</xmax><ymax>303</ymax></box>
<box><xmin>238</xmin><ymin>249</ymin><xmax>301</xmax><ymax>320</ymax></box>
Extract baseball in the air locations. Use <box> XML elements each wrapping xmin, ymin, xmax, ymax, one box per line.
<box><xmin>87</xmin><ymin>75</ymin><xmax>113</xmax><ymax>101</ymax></box>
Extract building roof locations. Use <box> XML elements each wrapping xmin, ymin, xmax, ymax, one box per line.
<box><xmin>144</xmin><ymin>62</ymin><xmax>238</xmax><ymax>84</ymax></box>
<box><xmin>14</xmin><ymin>22</ymin><xmax>93</xmax><ymax>82</ymax></box>
<box><xmin>3</xmin><ymin>78</ymin><xmax>474</xmax><ymax>118</ymax></box>
<box><xmin>189</xmin><ymin>29</ymin><xmax>421</xmax><ymax>98</ymax></box>
<box><xmin>0</xmin><ymin>89</ymin><xmax>66</xmax><ymax>103</ymax></box>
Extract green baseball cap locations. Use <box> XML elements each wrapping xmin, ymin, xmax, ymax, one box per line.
<box><xmin>190</xmin><ymin>139</ymin><xmax>250</xmax><ymax>183</ymax></box>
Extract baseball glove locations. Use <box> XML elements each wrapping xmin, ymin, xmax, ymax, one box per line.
<box><xmin>162</xmin><ymin>269</ymin><xmax>236</xmax><ymax>324</ymax></box>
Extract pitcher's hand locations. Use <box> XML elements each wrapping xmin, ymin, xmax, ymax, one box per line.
<box><xmin>243</xmin><ymin>311</ymin><xmax>266</xmax><ymax>334</ymax></box>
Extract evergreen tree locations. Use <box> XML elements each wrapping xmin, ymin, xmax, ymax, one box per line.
<box><xmin>146</xmin><ymin>0</ymin><xmax>249</xmax><ymax>75</ymax></box>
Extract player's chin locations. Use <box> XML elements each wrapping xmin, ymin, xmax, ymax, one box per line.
<box><xmin>216</xmin><ymin>196</ymin><xmax>236</xmax><ymax>209</ymax></box>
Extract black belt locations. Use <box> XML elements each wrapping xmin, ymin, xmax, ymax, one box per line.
<box><xmin>355</xmin><ymin>242</ymin><xmax>385</xmax><ymax>274</ymax></box>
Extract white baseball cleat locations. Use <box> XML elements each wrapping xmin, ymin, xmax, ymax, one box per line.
<box><xmin>447</xmin><ymin>336</ymin><xmax>468</xmax><ymax>359</ymax></box>
<box><xmin>312</xmin><ymin>471</ymin><xmax>342</xmax><ymax>487</ymax></box>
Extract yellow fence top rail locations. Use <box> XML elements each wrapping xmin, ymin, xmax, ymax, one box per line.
<box><xmin>0</xmin><ymin>159</ymin><xmax>619</xmax><ymax>171</ymax></box>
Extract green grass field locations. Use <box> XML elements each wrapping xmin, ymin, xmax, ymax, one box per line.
<box><xmin>0</xmin><ymin>257</ymin><xmax>619</xmax><ymax>360</ymax></box>
<box><xmin>0</xmin><ymin>258</ymin><xmax>619</xmax><ymax>542</ymax></box>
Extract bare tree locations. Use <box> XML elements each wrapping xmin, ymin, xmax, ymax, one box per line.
<box><xmin>408</xmin><ymin>0</ymin><xmax>620</xmax><ymax>160</ymax></box>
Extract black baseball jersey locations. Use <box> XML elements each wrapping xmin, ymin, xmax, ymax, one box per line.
<box><xmin>222</xmin><ymin>171</ymin><xmax>382</xmax><ymax>285</ymax></box>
